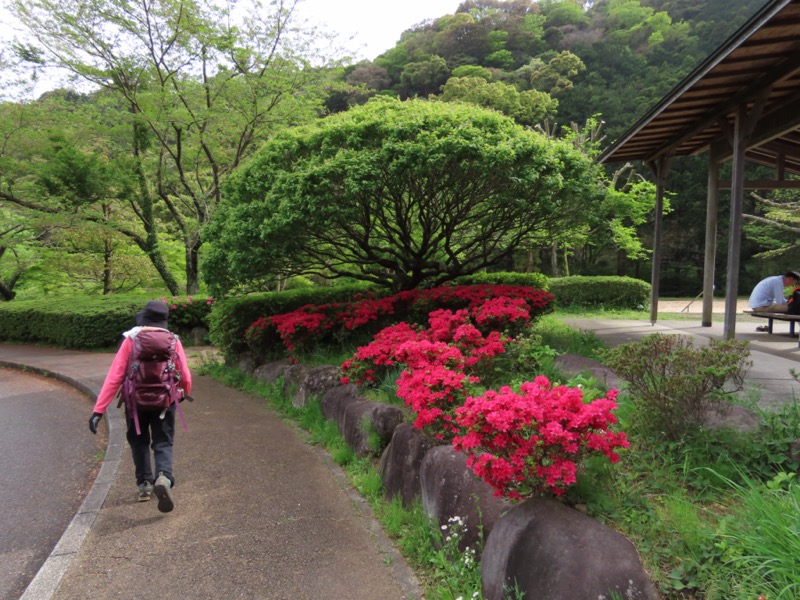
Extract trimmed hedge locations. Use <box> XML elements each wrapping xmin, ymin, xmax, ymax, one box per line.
<box><xmin>208</xmin><ymin>283</ymin><xmax>378</xmax><ymax>361</ymax></box>
<box><xmin>0</xmin><ymin>295</ymin><xmax>148</xmax><ymax>348</ymax></box>
<box><xmin>548</xmin><ymin>276</ymin><xmax>650</xmax><ymax>309</ymax></box>
<box><xmin>0</xmin><ymin>294</ymin><xmax>215</xmax><ymax>349</ymax></box>
<box><xmin>453</xmin><ymin>272</ymin><xmax>550</xmax><ymax>290</ymax></box>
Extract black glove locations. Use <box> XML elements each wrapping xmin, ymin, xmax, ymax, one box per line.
<box><xmin>89</xmin><ymin>412</ymin><xmax>103</xmax><ymax>434</ymax></box>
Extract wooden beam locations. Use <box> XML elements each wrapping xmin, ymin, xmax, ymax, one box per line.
<box><xmin>718</xmin><ymin>179</ymin><xmax>800</xmax><ymax>189</ymax></box>
<box><xmin>646</xmin><ymin>48</ymin><xmax>800</xmax><ymax>163</ymax></box>
<box><xmin>709</xmin><ymin>93</ymin><xmax>800</xmax><ymax>161</ymax></box>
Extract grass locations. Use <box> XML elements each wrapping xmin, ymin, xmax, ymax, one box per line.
<box><xmin>201</xmin><ymin>306</ymin><xmax>800</xmax><ymax>600</ymax></box>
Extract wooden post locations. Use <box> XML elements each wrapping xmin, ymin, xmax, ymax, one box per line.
<box><xmin>702</xmin><ymin>159</ymin><xmax>719</xmax><ymax>327</ymax></box>
<box><xmin>724</xmin><ymin>105</ymin><xmax>749</xmax><ymax>339</ymax></box>
<box><xmin>648</xmin><ymin>157</ymin><xmax>671</xmax><ymax>325</ymax></box>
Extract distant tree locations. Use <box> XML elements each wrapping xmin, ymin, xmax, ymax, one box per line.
<box><xmin>451</xmin><ymin>65</ymin><xmax>493</xmax><ymax>80</ymax></box>
<box><xmin>519</xmin><ymin>51</ymin><xmax>585</xmax><ymax>95</ymax></box>
<box><xmin>440</xmin><ymin>76</ymin><xmax>558</xmax><ymax>126</ymax></box>
<box><xmin>10</xmin><ymin>0</ymin><xmax>338</xmax><ymax>294</ymax></box>
<box><xmin>202</xmin><ymin>98</ymin><xmax>599</xmax><ymax>294</ymax></box>
<box><xmin>399</xmin><ymin>55</ymin><xmax>451</xmax><ymax>98</ymax></box>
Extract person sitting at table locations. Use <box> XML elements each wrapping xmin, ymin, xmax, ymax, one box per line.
<box><xmin>748</xmin><ymin>271</ymin><xmax>800</xmax><ymax>313</ymax></box>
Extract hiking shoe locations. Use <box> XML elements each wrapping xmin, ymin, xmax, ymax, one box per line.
<box><xmin>136</xmin><ymin>482</ymin><xmax>153</xmax><ymax>502</ymax></box>
<box><xmin>153</xmin><ymin>473</ymin><xmax>174</xmax><ymax>513</ymax></box>
<box><xmin>756</xmin><ymin>325</ymin><xmax>769</xmax><ymax>332</ymax></box>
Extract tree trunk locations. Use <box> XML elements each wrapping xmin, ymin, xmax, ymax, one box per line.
<box><xmin>185</xmin><ymin>232</ymin><xmax>201</xmax><ymax>295</ymax></box>
<box><xmin>0</xmin><ymin>279</ymin><xmax>16</xmax><ymax>301</ymax></box>
<box><xmin>132</xmin><ymin>120</ymin><xmax>180</xmax><ymax>296</ymax></box>
<box><xmin>102</xmin><ymin>203</ymin><xmax>113</xmax><ymax>295</ymax></box>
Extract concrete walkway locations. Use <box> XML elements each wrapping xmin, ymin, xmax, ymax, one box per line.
<box><xmin>0</xmin><ymin>345</ymin><xmax>422</xmax><ymax>600</ymax></box>
<box><xmin>3</xmin><ymin>312</ymin><xmax>800</xmax><ymax>600</ymax></box>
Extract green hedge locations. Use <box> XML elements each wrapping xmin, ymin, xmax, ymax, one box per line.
<box><xmin>453</xmin><ymin>271</ymin><xmax>550</xmax><ymax>289</ymax></box>
<box><xmin>208</xmin><ymin>283</ymin><xmax>378</xmax><ymax>361</ymax></box>
<box><xmin>548</xmin><ymin>276</ymin><xmax>650</xmax><ymax>309</ymax></box>
<box><xmin>0</xmin><ymin>294</ymin><xmax>215</xmax><ymax>349</ymax></box>
<box><xmin>0</xmin><ymin>295</ymin><xmax>148</xmax><ymax>348</ymax></box>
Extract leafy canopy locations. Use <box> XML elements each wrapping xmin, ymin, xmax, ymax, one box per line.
<box><xmin>203</xmin><ymin>97</ymin><xmax>599</xmax><ymax>294</ymax></box>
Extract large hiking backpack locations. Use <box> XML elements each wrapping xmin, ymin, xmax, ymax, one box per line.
<box><xmin>120</xmin><ymin>328</ymin><xmax>185</xmax><ymax>434</ymax></box>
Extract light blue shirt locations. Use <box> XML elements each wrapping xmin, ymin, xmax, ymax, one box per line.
<box><xmin>749</xmin><ymin>275</ymin><xmax>787</xmax><ymax>308</ymax></box>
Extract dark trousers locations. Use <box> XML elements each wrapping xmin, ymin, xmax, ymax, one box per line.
<box><xmin>126</xmin><ymin>405</ymin><xmax>176</xmax><ymax>487</ymax></box>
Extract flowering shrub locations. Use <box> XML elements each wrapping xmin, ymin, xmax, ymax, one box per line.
<box><xmin>243</xmin><ymin>284</ymin><xmax>553</xmax><ymax>361</ymax></box>
<box><xmin>410</xmin><ymin>285</ymin><xmax>553</xmax><ymax>330</ymax></box>
<box><xmin>269</xmin><ymin>304</ymin><xmax>336</xmax><ymax>356</ymax></box>
<box><xmin>453</xmin><ymin>376</ymin><xmax>629</xmax><ymax>500</ymax></box>
<box><xmin>343</xmin><ymin>308</ymin><xmax>507</xmax><ymax>439</ymax></box>
<box><xmin>243</xmin><ymin>316</ymin><xmax>281</xmax><ymax>362</ymax></box>
<box><xmin>340</xmin><ymin>322</ymin><xmax>424</xmax><ymax>384</ymax></box>
<box><xmin>161</xmin><ymin>295</ymin><xmax>215</xmax><ymax>333</ymax></box>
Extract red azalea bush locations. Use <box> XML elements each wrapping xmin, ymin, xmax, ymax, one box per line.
<box><xmin>452</xmin><ymin>376</ymin><xmax>629</xmax><ymax>500</ymax></box>
<box><xmin>243</xmin><ymin>284</ymin><xmax>553</xmax><ymax>361</ymax></box>
<box><xmin>341</xmin><ymin>309</ymin><xmax>507</xmax><ymax>388</ymax></box>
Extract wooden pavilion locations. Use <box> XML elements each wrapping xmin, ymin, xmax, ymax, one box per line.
<box><xmin>598</xmin><ymin>0</ymin><xmax>800</xmax><ymax>338</ymax></box>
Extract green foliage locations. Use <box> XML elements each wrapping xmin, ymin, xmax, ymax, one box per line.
<box><xmin>600</xmin><ymin>334</ymin><xmax>752</xmax><ymax>440</ymax></box>
<box><xmin>208</xmin><ymin>283</ymin><xmax>377</xmax><ymax>361</ymax></box>
<box><xmin>162</xmin><ymin>296</ymin><xmax>216</xmax><ymax>335</ymax></box>
<box><xmin>452</xmin><ymin>270</ymin><xmax>550</xmax><ymax>290</ymax></box>
<box><xmin>0</xmin><ymin>293</ymin><xmax>214</xmax><ymax>347</ymax></box>
<box><xmin>204</xmin><ymin>97</ymin><xmax>599</xmax><ymax>294</ymax></box>
<box><xmin>710</xmin><ymin>472</ymin><xmax>800</xmax><ymax>599</ymax></box>
<box><xmin>548</xmin><ymin>275</ymin><xmax>651</xmax><ymax>309</ymax></box>
<box><xmin>532</xmin><ymin>314</ymin><xmax>606</xmax><ymax>357</ymax></box>
<box><xmin>439</xmin><ymin>76</ymin><xmax>558</xmax><ymax>126</ymax></box>
<box><xmin>0</xmin><ymin>294</ymin><xmax>146</xmax><ymax>347</ymax></box>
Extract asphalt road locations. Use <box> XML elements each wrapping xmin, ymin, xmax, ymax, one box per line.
<box><xmin>0</xmin><ymin>368</ymin><xmax>104</xmax><ymax>600</ymax></box>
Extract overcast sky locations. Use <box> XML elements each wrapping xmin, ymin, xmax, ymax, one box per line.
<box><xmin>297</xmin><ymin>0</ymin><xmax>462</xmax><ymax>60</ymax></box>
<box><xmin>0</xmin><ymin>0</ymin><xmax>464</xmax><ymax>97</ymax></box>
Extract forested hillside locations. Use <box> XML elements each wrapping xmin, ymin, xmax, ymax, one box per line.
<box><xmin>0</xmin><ymin>0</ymin><xmax>788</xmax><ymax>299</ymax></box>
<box><xmin>323</xmin><ymin>0</ymin><xmax>781</xmax><ymax>295</ymax></box>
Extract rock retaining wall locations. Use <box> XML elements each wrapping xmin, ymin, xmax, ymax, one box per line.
<box><xmin>252</xmin><ymin>359</ymin><xmax>659</xmax><ymax>599</ymax></box>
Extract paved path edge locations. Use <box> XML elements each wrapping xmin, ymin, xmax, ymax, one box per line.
<box><xmin>0</xmin><ymin>360</ymin><xmax>124</xmax><ymax>600</ymax></box>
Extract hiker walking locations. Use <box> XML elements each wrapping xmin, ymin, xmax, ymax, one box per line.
<box><xmin>88</xmin><ymin>300</ymin><xmax>192</xmax><ymax>513</ymax></box>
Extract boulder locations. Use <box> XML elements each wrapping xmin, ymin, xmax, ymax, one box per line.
<box><xmin>370</xmin><ymin>403</ymin><xmax>405</xmax><ymax>439</ymax></box>
<box><xmin>379</xmin><ymin>422</ymin><xmax>437</xmax><ymax>506</ymax></box>
<box><xmin>343</xmin><ymin>400</ymin><xmax>382</xmax><ymax>457</ymax></box>
<box><xmin>420</xmin><ymin>446</ymin><xmax>512</xmax><ymax>555</ymax></box>
<box><xmin>293</xmin><ymin>364</ymin><xmax>343</xmax><ymax>408</ymax></box>
<box><xmin>253</xmin><ymin>359</ymin><xmax>291</xmax><ymax>384</ymax></box>
<box><xmin>282</xmin><ymin>363</ymin><xmax>310</xmax><ymax>398</ymax></box>
<box><xmin>554</xmin><ymin>353</ymin><xmax>623</xmax><ymax>390</ymax></box>
<box><xmin>186</xmin><ymin>326</ymin><xmax>209</xmax><ymax>345</ymax></box>
<box><xmin>321</xmin><ymin>384</ymin><xmax>362</xmax><ymax>424</ymax></box>
<box><xmin>482</xmin><ymin>497</ymin><xmax>659</xmax><ymax>600</ymax></box>
<box><xmin>237</xmin><ymin>352</ymin><xmax>257</xmax><ymax>375</ymax></box>
<box><xmin>321</xmin><ymin>386</ymin><xmax>406</xmax><ymax>457</ymax></box>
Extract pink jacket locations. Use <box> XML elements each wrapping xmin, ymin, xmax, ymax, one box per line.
<box><xmin>93</xmin><ymin>327</ymin><xmax>193</xmax><ymax>414</ymax></box>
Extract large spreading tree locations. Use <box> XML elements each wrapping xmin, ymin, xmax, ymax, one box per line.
<box><xmin>203</xmin><ymin>97</ymin><xmax>601</xmax><ymax>294</ymax></box>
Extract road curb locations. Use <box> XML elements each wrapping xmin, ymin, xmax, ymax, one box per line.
<box><xmin>0</xmin><ymin>361</ymin><xmax>124</xmax><ymax>600</ymax></box>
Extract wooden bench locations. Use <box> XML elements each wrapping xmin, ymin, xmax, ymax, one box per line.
<box><xmin>743</xmin><ymin>310</ymin><xmax>800</xmax><ymax>338</ymax></box>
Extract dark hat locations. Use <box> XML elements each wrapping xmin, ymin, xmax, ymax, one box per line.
<box><xmin>787</xmin><ymin>271</ymin><xmax>800</xmax><ymax>280</ymax></box>
<box><xmin>135</xmin><ymin>300</ymin><xmax>169</xmax><ymax>329</ymax></box>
